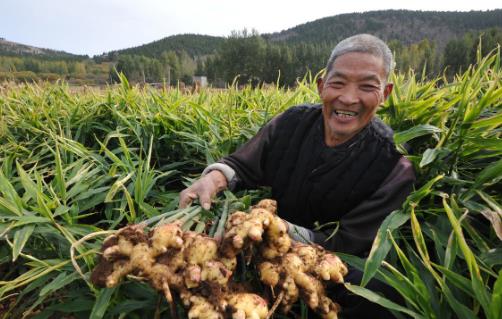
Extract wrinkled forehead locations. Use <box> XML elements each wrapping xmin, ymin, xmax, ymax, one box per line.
<box><xmin>327</xmin><ymin>52</ymin><xmax>387</xmax><ymax>82</ymax></box>
<box><xmin>328</xmin><ymin>70</ymin><xmax>383</xmax><ymax>84</ymax></box>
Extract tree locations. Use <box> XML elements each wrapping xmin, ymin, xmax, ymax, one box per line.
<box><xmin>24</xmin><ymin>58</ymin><xmax>40</xmax><ymax>73</ymax></box>
<box><xmin>443</xmin><ymin>37</ymin><xmax>472</xmax><ymax>75</ymax></box>
<box><xmin>218</xmin><ymin>29</ymin><xmax>266</xmax><ymax>85</ymax></box>
<box><xmin>195</xmin><ymin>58</ymin><xmax>204</xmax><ymax>76</ymax></box>
<box><xmin>160</xmin><ymin>51</ymin><xmax>181</xmax><ymax>84</ymax></box>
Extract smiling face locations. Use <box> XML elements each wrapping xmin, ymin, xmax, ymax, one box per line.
<box><xmin>317</xmin><ymin>52</ymin><xmax>393</xmax><ymax>147</ymax></box>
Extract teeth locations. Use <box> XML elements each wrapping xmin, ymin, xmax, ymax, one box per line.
<box><xmin>334</xmin><ymin>110</ymin><xmax>357</xmax><ymax>117</ymax></box>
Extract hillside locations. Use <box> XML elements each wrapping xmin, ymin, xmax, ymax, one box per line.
<box><xmin>3</xmin><ymin>9</ymin><xmax>502</xmax><ymax>61</ymax></box>
<box><xmin>264</xmin><ymin>9</ymin><xmax>502</xmax><ymax>48</ymax></box>
<box><xmin>105</xmin><ymin>34</ymin><xmax>225</xmax><ymax>59</ymax></box>
<box><xmin>2</xmin><ymin>9</ymin><xmax>501</xmax><ymax>85</ymax></box>
<box><xmin>105</xmin><ymin>9</ymin><xmax>502</xmax><ymax>58</ymax></box>
<box><xmin>0</xmin><ymin>38</ymin><xmax>87</xmax><ymax>60</ymax></box>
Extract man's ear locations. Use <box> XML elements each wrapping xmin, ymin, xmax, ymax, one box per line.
<box><xmin>317</xmin><ymin>77</ymin><xmax>324</xmax><ymax>96</ymax></box>
<box><xmin>383</xmin><ymin>83</ymin><xmax>393</xmax><ymax>100</ymax></box>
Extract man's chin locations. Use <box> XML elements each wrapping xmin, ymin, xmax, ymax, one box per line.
<box><xmin>325</xmin><ymin>127</ymin><xmax>357</xmax><ymax>146</ymax></box>
<box><xmin>328</xmin><ymin>118</ymin><xmax>357</xmax><ymax>133</ymax></box>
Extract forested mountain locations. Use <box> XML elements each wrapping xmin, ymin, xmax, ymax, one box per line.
<box><xmin>1</xmin><ymin>9</ymin><xmax>502</xmax><ymax>86</ymax></box>
<box><xmin>106</xmin><ymin>34</ymin><xmax>224</xmax><ymax>59</ymax></box>
<box><xmin>99</xmin><ymin>9</ymin><xmax>502</xmax><ymax>86</ymax></box>
<box><xmin>265</xmin><ymin>9</ymin><xmax>502</xmax><ymax>48</ymax></box>
<box><xmin>104</xmin><ymin>9</ymin><xmax>502</xmax><ymax>58</ymax></box>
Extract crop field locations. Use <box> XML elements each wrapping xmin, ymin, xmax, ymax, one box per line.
<box><xmin>0</xmin><ymin>51</ymin><xmax>501</xmax><ymax>319</ymax></box>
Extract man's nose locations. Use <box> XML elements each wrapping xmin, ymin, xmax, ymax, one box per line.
<box><xmin>338</xmin><ymin>86</ymin><xmax>359</xmax><ymax>105</ymax></box>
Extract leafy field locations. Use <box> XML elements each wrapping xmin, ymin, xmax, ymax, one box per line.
<box><xmin>0</xmin><ymin>50</ymin><xmax>501</xmax><ymax>319</ymax></box>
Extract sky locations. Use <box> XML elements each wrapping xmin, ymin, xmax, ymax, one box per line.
<box><xmin>1</xmin><ymin>0</ymin><xmax>501</xmax><ymax>56</ymax></box>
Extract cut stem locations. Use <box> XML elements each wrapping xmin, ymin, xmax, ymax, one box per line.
<box><xmin>162</xmin><ymin>281</ymin><xmax>178</xmax><ymax>319</ymax></box>
<box><xmin>266</xmin><ymin>290</ymin><xmax>284</xmax><ymax>319</ymax></box>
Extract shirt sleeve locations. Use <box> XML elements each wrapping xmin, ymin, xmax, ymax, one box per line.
<box><xmin>218</xmin><ymin>114</ymin><xmax>283</xmax><ymax>190</ymax></box>
<box><xmin>313</xmin><ymin>156</ymin><xmax>416</xmax><ymax>256</ymax></box>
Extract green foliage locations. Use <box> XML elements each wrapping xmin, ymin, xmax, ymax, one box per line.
<box><xmin>0</xmin><ymin>49</ymin><xmax>500</xmax><ymax>318</ymax></box>
<box><xmin>3</xmin><ymin>10</ymin><xmax>502</xmax><ymax>86</ymax></box>
<box><xmin>208</xmin><ymin>32</ymin><xmax>329</xmax><ymax>86</ymax></box>
<box><xmin>264</xmin><ymin>9</ymin><xmax>502</xmax><ymax>45</ymax></box>
<box><xmin>102</xmin><ymin>10</ymin><xmax>502</xmax><ymax>86</ymax></box>
<box><xmin>0</xmin><ymin>74</ymin><xmax>314</xmax><ymax>317</ymax></box>
<box><xmin>348</xmin><ymin>49</ymin><xmax>502</xmax><ymax>319</ymax></box>
<box><xmin>0</xmin><ymin>56</ymin><xmax>110</xmax><ymax>84</ymax></box>
<box><xmin>104</xmin><ymin>34</ymin><xmax>225</xmax><ymax>61</ymax></box>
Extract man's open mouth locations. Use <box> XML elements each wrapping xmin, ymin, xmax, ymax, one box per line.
<box><xmin>333</xmin><ymin>110</ymin><xmax>358</xmax><ymax>117</ymax></box>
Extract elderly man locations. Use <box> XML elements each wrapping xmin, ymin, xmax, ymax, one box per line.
<box><xmin>180</xmin><ymin>34</ymin><xmax>415</xmax><ymax>318</ymax></box>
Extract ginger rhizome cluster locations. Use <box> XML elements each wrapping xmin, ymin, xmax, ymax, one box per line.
<box><xmin>91</xmin><ymin>199</ymin><xmax>348</xmax><ymax>319</ymax></box>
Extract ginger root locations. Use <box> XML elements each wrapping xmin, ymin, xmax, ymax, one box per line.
<box><xmin>220</xmin><ymin>200</ymin><xmax>291</xmax><ymax>260</ymax></box>
<box><xmin>257</xmin><ymin>242</ymin><xmax>348</xmax><ymax>318</ymax></box>
<box><xmin>90</xmin><ymin>199</ymin><xmax>347</xmax><ymax>319</ymax></box>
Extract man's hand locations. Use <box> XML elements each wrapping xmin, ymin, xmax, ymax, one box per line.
<box><xmin>179</xmin><ymin>170</ymin><xmax>228</xmax><ymax>210</ymax></box>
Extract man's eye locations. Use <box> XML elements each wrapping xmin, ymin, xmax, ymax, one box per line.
<box><xmin>360</xmin><ymin>84</ymin><xmax>378</xmax><ymax>91</ymax></box>
<box><xmin>330</xmin><ymin>82</ymin><xmax>344</xmax><ymax>88</ymax></box>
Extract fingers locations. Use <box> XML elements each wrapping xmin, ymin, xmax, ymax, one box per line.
<box><xmin>179</xmin><ymin>191</ymin><xmax>197</xmax><ymax>208</ymax></box>
<box><xmin>179</xmin><ymin>189</ymin><xmax>212</xmax><ymax>210</ymax></box>
<box><xmin>199</xmin><ymin>191</ymin><xmax>212</xmax><ymax>210</ymax></box>
<box><xmin>179</xmin><ymin>173</ymin><xmax>223</xmax><ymax>210</ymax></box>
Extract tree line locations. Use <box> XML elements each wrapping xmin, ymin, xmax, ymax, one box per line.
<box><xmin>89</xmin><ymin>27</ymin><xmax>502</xmax><ymax>86</ymax></box>
<box><xmin>204</xmin><ymin>28</ymin><xmax>502</xmax><ymax>86</ymax></box>
<box><xmin>1</xmin><ymin>28</ymin><xmax>501</xmax><ymax>86</ymax></box>
<box><xmin>262</xmin><ymin>10</ymin><xmax>502</xmax><ymax>46</ymax></box>
<box><xmin>0</xmin><ymin>56</ymin><xmax>110</xmax><ymax>84</ymax></box>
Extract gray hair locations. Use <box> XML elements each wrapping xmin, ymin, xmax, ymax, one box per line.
<box><xmin>325</xmin><ymin>34</ymin><xmax>394</xmax><ymax>80</ymax></box>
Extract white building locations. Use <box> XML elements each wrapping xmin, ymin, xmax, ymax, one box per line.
<box><xmin>192</xmin><ymin>76</ymin><xmax>208</xmax><ymax>87</ymax></box>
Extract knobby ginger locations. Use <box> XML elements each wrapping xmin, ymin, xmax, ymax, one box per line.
<box><xmin>91</xmin><ymin>199</ymin><xmax>347</xmax><ymax>319</ymax></box>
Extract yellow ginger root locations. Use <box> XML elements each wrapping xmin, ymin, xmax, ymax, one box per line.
<box><xmin>257</xmin><ymin>241</ymin><xmax>347</xmax><ymax>318</ymax></box>
<box><xmin>201</xmin><ymin>260</ymin><xmax>233</xmax><ymax>285</ymax></box>
<box><xmin>221</xmin><ymin>200</ymin><xmax>291</xmax><ymax>259</ymax></box>
<box><xmin>221</xmin><ymin>208</ymin><xmax>272</xmax><ymax>257</ymax></box>
<box><xmin>253</xmin><ymin>199</ymin><xmax>277</xmax><ymax>214</ymax></box>
<box><xmin>187</xmin><ymin>295</ymin><xmax>223</xmax><ymax>319</ymax></box>
<box><xmin>253</xmin><ymin>200</ymin><xmax>291</xmax><ymax>259</ymax></box>
<box><xmin>184</xmin><ymin>264</ymin><xmax>202</xmax><ymax>288</ymax></box>
<box><xmin>182</xmin><ymin>291</ymin><xmax>269</xmax><ymax>319</ymax></box>
<box><xmin>259</xmin><ymin>217</ymin><xmax>291</xmax><ymax>260</ymax></box>
<box><xmin>283</xmin><ymin>252</ymin><xmax>323</xmax><ymax>308</ymax></box>
<box><xmin>92</xmin><ymin>224</ymin><xmax>153</xmax><ymax>287</ymax></box>
<box><xmin>150</xmin><ymin>222</ymin><xmax>184</xmax><ymax>253</ymax></box>
<box><xmin>182</xmin><ymin>232</ymin><xmax>225</xmax><ymax>288</ymax></box>
<box><xmin>184</xmin><ymin>231</ymin><xmax>219</xmax><ymax>265</ymax></box>
<box><xmin>91</xmin><ymin>198</ymin><xmax>346</xmax><ymax>319</ymax></box>
<box><xmin>91</xmin><ymin>223</ymin><xmax>243</xmax><ymax>318</ymax></box>
<box><xmin>226</xmin><ymin>293</ymin><xmax>269</xmax><ymax>319</ymax></box>
<box><xmin>315</xmin><ymin>253</ymin><xmax>347</xmax><ymax>283</ymax></box>
<box><xmin>280</xmin><ymin>275</ymin><xmax>300</xmax><ymax>313</ymax></box>
<box><xmin>220</xmin><ymin>199</ymin><xmax>346</xmax><ymax>318</ymax></box>
<box><xmin>258</xmin><ymin>261</ymin><xmax>280</xmax><ymax>287</ymax></box>
<box><xmin>291</xmin><ymin>243</ymin><xmax>318</xmax><ymax>269</ymax></box>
